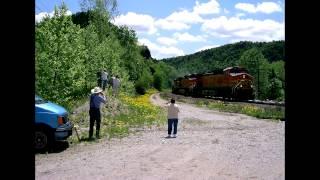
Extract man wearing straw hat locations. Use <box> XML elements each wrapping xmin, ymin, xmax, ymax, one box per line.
<box><xmin>89</xmin><ymin>87</ymin><xmax>106</xmax><ymax>139</ymax></box>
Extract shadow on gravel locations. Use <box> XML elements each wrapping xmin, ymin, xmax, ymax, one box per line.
<box><xmin>79</xmin><ymin>137</ymin><xmax>98</xmax><ymax>142</ymax></box>
<box><xmin>163</xmin><ymin>136</ymin><xmax>176</xmax><ymax>139</ymax></box>
<box><xmin>35</xmin><ymin>141</ymin><xmax>70</xmax><ymax>154</ymax></box>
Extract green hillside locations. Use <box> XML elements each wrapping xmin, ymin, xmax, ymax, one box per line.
<box><xmin>161</xmin><ymin>41</ymin><xmax>284</xmax><ymax>75</ymax></box>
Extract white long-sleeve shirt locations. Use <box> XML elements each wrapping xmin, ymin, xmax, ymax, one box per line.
<box><xmin>112</xmin><ymin>77</ymin><xmax>120</xmax><ymax>88</ymax></box>
<box><xmin>167</xmin><ymin>103</ymin><xmax>180</xmax><ymax>119</ymax></box>
<box><xmin>101</xmin><ymin>71</ymin><xmax>108</xmax><ymax>80</ymax></box>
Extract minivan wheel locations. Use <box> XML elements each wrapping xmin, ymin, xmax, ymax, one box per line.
<box><xmin>35</xmin><ymin>130</ymin><xmax>48</xmax><ymax>150</ymax></box>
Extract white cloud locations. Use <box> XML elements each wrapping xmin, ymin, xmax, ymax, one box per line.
<box><xmin>202</xmin><ymin>16</ymin><xmax>242</xmax><ymax>31</ymax></box>
<box><xmin>201</xmin><ymin>16</ymin><xmax>284</xmax><ymax>42</ymax></box>
<box><xmin>235</xmin><ymin>2</ymin><xmax>282</xmax><ymax>14</ymax></box>
<box><xmin>193</xmin><ymin>0</ymin><xmax>220</xmax><ymax>15</ymax></box>
<box><xmin>209</xmin><ymin>32</ymin><xmax>232</xmax><ymax>38</ymax></box>
<box><xmin>35</xmin><ymin>10</ymin><xmax>72</xmax><ymax>23</ymax></box>
<box><xmin>256</xmin><ymin>2</ymin><xmax>282</xmax><ymax>14</ymax></box>
<box><xmin>138</xmin><ymin>38</ymin><xmax>184</xmax><ymax>59</ymax></box>
<box><xmin>113</xmin><ymin>12</ymin><xmax>157</xmax><ymax>34</ymax></box>
<box><xmin>36</xmin><ymin>12</ymin><xmax>53</xmax><ymax>23</ymax></box>
<box><xmin>235</xmin><ymin>3</ymin><xmax>256</xmax><ymax>13</ymax></box>
<box><xmin>157</xmin><ymin>37</ymin><xmax>178</xmax><ymax>46</ymax></box>
<box><xmin>165</xmin><ymin>10</ymin><xmax>203</xmax><ymax>24</ymax></box>
<box><xmin>113</xmin><ymin>10</ymin><xmax>200</xmax><ymax>32</ymax></box>
<box><xmin>236</xmin><ymin>13</ymin><xmax>246</xmax><ymax>18</ymax></box>
<box><xmin>173</xmin><ymin>32</ymin><xmax>206</xmax><ymax>42</ymax></box>
<box><xmin>154</xmin><ymin>0</ymin><xmax>220</xmax><ymax>31</ymax></box>
<box><xmin>224</xmin><ymin>8</ymin><xmax>230</xmax><ymax>14</ymax></box>
<box><xmin>196</xmin><ymin>45</ymin><xmax>220</xmax><ymax>52</ymax></box>
<box><xmin>155</xmin><ymin>19</ymin><xmax>190</xmax><ymax>31</ymax></box>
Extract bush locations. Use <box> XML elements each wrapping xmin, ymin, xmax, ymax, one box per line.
<box><xmin>135</xmin><ymin>69</ymin><xmax>153</xmax><ymax>94</ymax></box>
<box><xmin>135</xmin><ymin>81</ymin><xmax>147</xmax><ymax>95</ymax></box>
<box><xmin>153</xmin><ymin>72</ymin><xmax>164</xmax><ymax>91</ymax></box>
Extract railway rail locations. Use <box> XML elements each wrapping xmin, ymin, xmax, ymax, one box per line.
<box><xmin>165</xmin><ymin>92</ymin><xmax>285</xmax><ymax>107</ymax></box>
<box><xmin>203</xmin><ymin>95</ymin><xmax>285</xmax><ymax>107</ymax></box>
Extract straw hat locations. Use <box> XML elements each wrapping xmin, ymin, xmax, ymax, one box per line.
<box><xmin>91</xmin><ymin>87</ymin><xmax>103</xmax><ymax>94</ymax></box>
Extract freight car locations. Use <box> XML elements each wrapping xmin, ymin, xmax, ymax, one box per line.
<box><xmin>172</xmin><ymin>66</ymin><xmax>255</xmax><ymax>100</ymax></box>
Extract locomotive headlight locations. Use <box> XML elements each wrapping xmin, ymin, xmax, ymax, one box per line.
<box><xmin>240</xmin><ymin>85</ymin><xmax>243</xmax><ymax>88</ymax></box>
<box><xmin>243</xmin><ymin>75</ymin><xmax>245</xmax><ymax>78</ymax></box>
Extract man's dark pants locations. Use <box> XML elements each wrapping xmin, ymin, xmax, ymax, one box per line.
<box><xmin>89</xmin><ymin>108</ymin><xmax>101</xmax><ymax>138</ymax></box>
<box><xmin>168</xmin><ymin>118</ymin><xmax>178</xmax><ymax>135</ymax></box>
<box><xmin>97</xmin><ymin>78</ymin><xmax>101</xmax><ymax>88</ymax></box>
<box><xmin>102</xmin><ymin>80</ymin><xmax>108</xmax><ymax>90</ymax></box>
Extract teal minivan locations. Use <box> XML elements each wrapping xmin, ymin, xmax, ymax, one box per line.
<box><xmin>35</xmin><ymin>95</ymin><xmax>73</xmax><ymax>150</ymax></box>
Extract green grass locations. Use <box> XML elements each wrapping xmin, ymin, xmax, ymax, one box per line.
<box><xmin>197</xmin><ymin>100</ymin><xmax>284</xmax><ymax>120</ymax></box>
<box><xmin>160</xmin><ymin>92</ymin><xmax>284</xmax><ymax>120</ymax></box>
<box><xmin>64</xmin><ymin>95</ymin><xmax>89</xmax><ymax>112</ymax></box>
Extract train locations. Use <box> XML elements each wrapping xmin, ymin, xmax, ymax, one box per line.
<box><xmin>172</xmin><ymin>66</ymin><xmax>255</xmax><ymax>100</ymax></box>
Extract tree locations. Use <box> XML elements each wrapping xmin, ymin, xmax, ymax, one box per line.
<box><xmin>71</xmin><ymin>11</ymin><xmax>91</xmax><ymax>28</ymax></box>
<box><xmin>239</xmin><ymin>48</ymin><xmax>270</xmax><ymax>99</ymax></box>
<box><xmin>135</xmin><ymin>69</ymin><xmax>153</xmax><ymax>94</ymax></box>
<box><xmin>80</xmin><ymin>0</ymin><xmax>118</xmax><ymax>17</ymax></box>
<box><xmin>139</xmin><ymin>45</ymin><xmax>152</xmax><ymax>59</ymax></box>
<box><xmin>153</xmin><ymin>72</ymin><xmax>164</xmax><ymax>91</ymax></box>
<box><xmin>268</xmin><ymin>60</ymin><xmax>285</xmax><ymax>100</ymax></box>
<box><xmin>79</xmin><ymin>0</ymin><xmax>118</xmax><ymax>42</ymax></box>
<box><xmin>36</xmin><ymin>4</ymin><xmax>87</xmax><ymax>105</ymax></box>
<box><xmin>36</xmin><ymin>1</ymin><xmax>137</xmax><ymax>107</ymax></box>
<box><xmin>268</xmin><ymin>69</ymin><xmax>284</xmax><ymax>100</ymax></box>
<box><xmin>111</xmin><ymin>25</ymin><xmax>145</xmax><ymax>81</ymax></box>
<box><xmin>269</xmin><ymin>60</ymin><xmax>285</xmax><ymax>83</ymax></box>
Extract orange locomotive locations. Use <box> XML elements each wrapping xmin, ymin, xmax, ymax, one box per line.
<box><xmin>172</xmin><ymin>66</ymin><xmax>255</xmax><ymax>100</ymax></box>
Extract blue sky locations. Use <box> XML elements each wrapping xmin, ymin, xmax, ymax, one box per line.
<box><xmin>36</xmin><ymin>0</ymin><xmax>284</xmax><ymax>59</ymax></box>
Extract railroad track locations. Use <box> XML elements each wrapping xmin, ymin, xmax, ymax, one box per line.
<box><xmin>165</xmin><ymin>93</ymin><xmax>285</xmax><ymax>107</ymax></box>
<box><xmin>204</xmin><ymin>96</ymin><xmax>285</xmax><ymax>107</ymax></box>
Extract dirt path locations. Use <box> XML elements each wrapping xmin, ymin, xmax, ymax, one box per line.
<box><xmin>36</xmin><ymin>93</ymin><xmax>284</xmax><ymax>180</ymax></box>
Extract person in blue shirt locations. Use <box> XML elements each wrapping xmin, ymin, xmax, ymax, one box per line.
<box><xmin>89</xmin><ymin>87</ymin><xmax>107</xmax><ymax>139</ymax></box>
